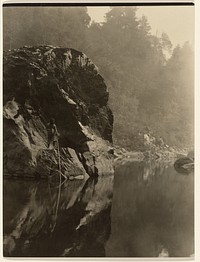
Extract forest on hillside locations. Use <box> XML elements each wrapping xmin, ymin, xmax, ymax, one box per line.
<box><xmin>3</xmin><ymin>6</ymin><xmax>194</xmax><ymax>150</ymax></box>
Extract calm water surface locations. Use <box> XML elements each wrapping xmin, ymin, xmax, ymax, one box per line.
<box><xmin>106</xmin><ymin>161</ymin><xmax>194</xmax><ymax>257</ymax></box>
<box><xmin>3</xmin><ymin>160</ymin><xmax>194</xmax><ymax>257</ymax></box>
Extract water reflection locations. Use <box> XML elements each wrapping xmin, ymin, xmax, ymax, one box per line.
<box><xmin>4</xmin><ymin>160</ymin><xmax>194</xmax><ymax>257</ymax></box>
<box><xmin>3</xmin><ymin>175</ymin><xmax>113</xmax><ymax>257</ymax></box>
<box><xmin>106</xmin><ymin>160</ymin><xmax>194</xmax><ymax>257</ymax></box>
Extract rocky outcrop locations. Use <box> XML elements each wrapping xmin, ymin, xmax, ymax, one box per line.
<box><xmin>174</xmin><ymin>157</ymin><xmax>194</xmax><ymax>174</ymax></box>
<box><xmin>3</xmin><ymin>46</ymin><xmax>114</xmax><ymax>178</ymax></box>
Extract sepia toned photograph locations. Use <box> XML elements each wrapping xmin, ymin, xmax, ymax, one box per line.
<box><xmin>2</xmin><ymin>2</ymin><xmax>194</xmax><ymax>258</ymax></box>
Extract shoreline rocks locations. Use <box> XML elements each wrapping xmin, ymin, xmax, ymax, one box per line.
<box><xmin>174</xmin><ymin>156</ymin><xmax>194</xmax><ymax>174</ymax></box>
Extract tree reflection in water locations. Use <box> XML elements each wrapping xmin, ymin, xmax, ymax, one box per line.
<box><xmin>106</xmin><ymin>161</ymin><xmax>194</xmax><ymax>257</ymax></box>
<box><xmin>3</xmin><ymin>160</ymin><xmax>194</xmax><ymax>257</ymax></box>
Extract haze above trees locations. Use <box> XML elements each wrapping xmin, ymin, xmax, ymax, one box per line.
<box><xmin>3</xmin><ymin>7</ymin><xmax>194</xmax><ymax>149</ymax></box>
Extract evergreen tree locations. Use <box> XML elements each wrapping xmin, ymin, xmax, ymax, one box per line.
<box><xmin>3</xmin><ymin>6</ymin><xmax>194</xmax><ymax>149</ymax></box>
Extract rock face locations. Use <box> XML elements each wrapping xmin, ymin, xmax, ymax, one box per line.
<box><xmin>3</xmin><ymin>46</ymin><xmax>114</xmax><ymax>178</ymax></box>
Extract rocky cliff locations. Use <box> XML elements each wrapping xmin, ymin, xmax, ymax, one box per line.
<box><xmin>3</xmin><ymin>46</ymin><xmax>114</xmax><ymax>178</ymax></box>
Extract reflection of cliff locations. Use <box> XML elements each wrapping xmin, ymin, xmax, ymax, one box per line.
<box><xmin>3</xmin><ymin>174</ymin><xmax>114</xmax><ymax>257</ymax></box>
<box><xmin>106</xmin><ymin>161</ymin><xmax>194</xmax><ymax>257</ymax></box>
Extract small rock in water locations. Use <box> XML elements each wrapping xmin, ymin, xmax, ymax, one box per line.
<box><xmin>174</xmin><ymin>157</ymin><xmax>194</xmax><ymax>174</ymax></box>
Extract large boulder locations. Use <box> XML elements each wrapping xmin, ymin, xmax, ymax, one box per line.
<box><xmin>3</xmin><ymin>46</ymin><xmax>114</xmax><ymax>178</ymax></box>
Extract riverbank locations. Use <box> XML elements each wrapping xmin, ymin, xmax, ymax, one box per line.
<box><xmin>113</xmin><ymin>144</ymin><xmax>189</xmax><ymax>167</ymax></box>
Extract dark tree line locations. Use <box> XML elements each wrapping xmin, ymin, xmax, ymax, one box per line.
<box><xmin>3</xmin><ymin>6</ymin><xmax>194</xmax><ymax>149</ymax></box>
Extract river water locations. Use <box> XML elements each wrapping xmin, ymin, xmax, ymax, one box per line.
<box><xmin>3</xmin><ymin>160</ymin><xmax>194</xmax><ymax>257</ymax></box>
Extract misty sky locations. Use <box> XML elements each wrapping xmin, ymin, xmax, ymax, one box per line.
<box><xmin>87</xmin><ymin>6</ymin><xmax>194</xmax><ymax>47</ymax></box>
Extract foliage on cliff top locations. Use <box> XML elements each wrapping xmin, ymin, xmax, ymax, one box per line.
<box><xmin>3</xmin><ymin>6</ymin><xmax>194</xmax><ymax>149</ymax></box>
